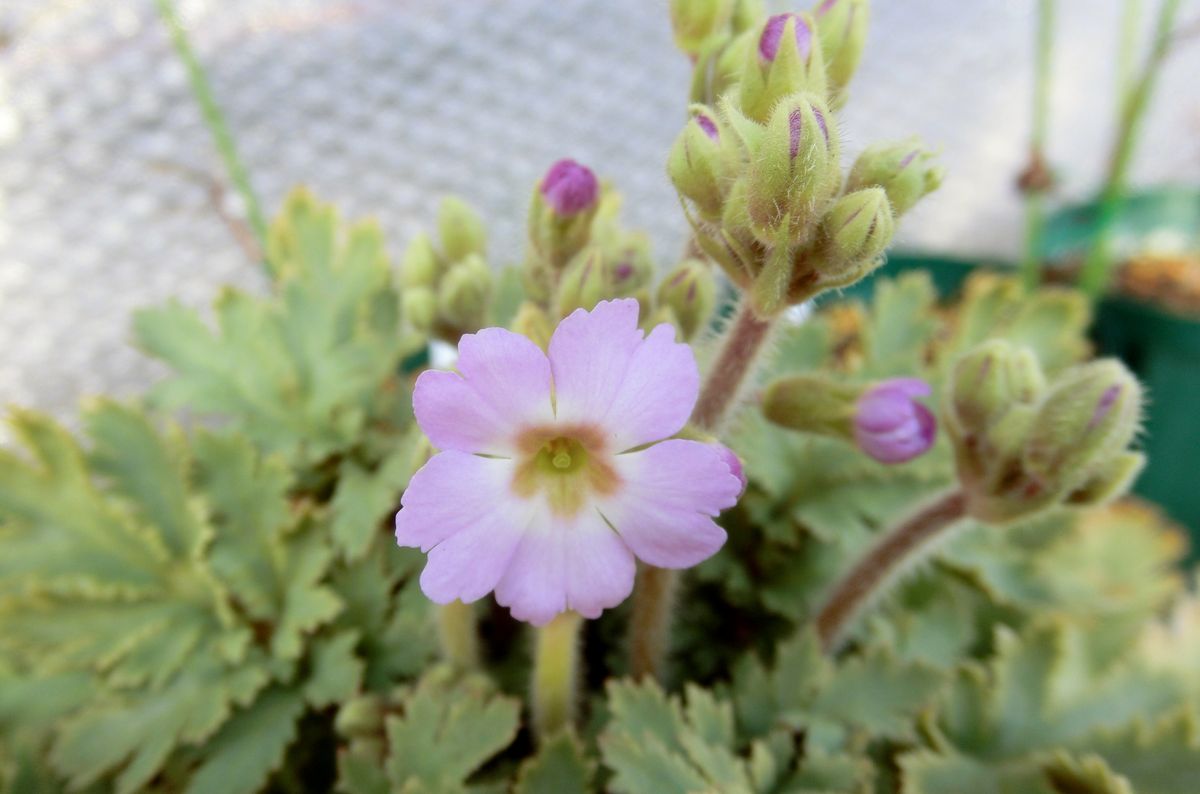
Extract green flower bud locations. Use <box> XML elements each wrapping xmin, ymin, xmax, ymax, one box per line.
<box><xmin>948</xmin><ymin>340</ymin><xmax>1044</xmax><ymax>436</ymax></box>
<box><xmin>555</xmin><ymin>247</ymin><xmax>609</xmax><ymax>316</ymax></box>
<box><xmin>823</xmin><ymin>187</ymin><xmax>894</xmax><ymax>263</ymax></box>
<box><xmin>657</xmin><ymin>259</ymin><xmax>717</xmax><ymax>340</ymax></box>
<box><xmin>744</xmin><ymin>93</ymin><xmax>840</xmax><ymax>245</ymax></box>
<box><xmin>815</xmin><ymin>0</ymin><xmax>869</xmax><ymax>103</ymax></box>
<box><xmin>668</xmin><ymin>106</ymin><xmax>736</xmax><ymax>221</ymax></box>
<box><xmin>731</xmin><ymin>0</ymin><xmax>764</xmax><ymax>33</ymax></box>
<box><xmin>401</xmin><ymin>232</ymin><xmax>440</xmax><ymax>288</ymax></box>
<box><xmin>402</xmin><ymin>285</ymin><xmax>437</xmax><ymax>332</ymax></box>
<box><xmin>437</xmin><ymin>197</ymin><xmax>486</xmax><ymax>262</ymax></box>
<box><xmin>437</xmin><ymin>254</ymin><xmax>492</xmax><ymax>332</ymax></box>
<box><xmin>845</xmin><ymin>137</ymin><xmax>943</xmax><ymax>216</ymax></box>
<box><xmin>604</xmin><ymin>237</ymin><xmax>656</xmax><ymax>297</ymax></box>
<box><xmin>1022</xmin><ymin>360</ymin><xmax>1143</xmax><ymax>490</ymax></box>
<box><xmin>762</xmin><ymin>373</ymin><xmax>859</xmax><ymax>437</ymax></box>
<box><xmin>738</xmin><ymin>13</ymin><xmax>828</xmax><ymax>122</ymax></box>
<box><xmin>510</xmin><ymin>301</ymin><xmax>554</xmax><ymax>351</ymax></box>
<box><xmin>670</xmin><ymin>0</ymin><xmax>735</xmax><ymax>56</ymax></box>
<box><xmin>1066</xmin><ymin>452</ymin><xmax>1146</xmax><ymax>508</ymax></box>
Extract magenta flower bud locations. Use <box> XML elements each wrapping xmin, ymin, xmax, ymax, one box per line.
<box><xmin>854</xmin><ymin>378</ymin><xmax>937</xmax><ymax>464</ymax></box>
<box><xmin>759</xmin><ymin>12</ymin><xmax>813</xmax><ymax>62</ymax></box>
<box><xmin>540</xmin><ymin>159</ymin><xmax>599</xmax><ymax>217</ymax></box>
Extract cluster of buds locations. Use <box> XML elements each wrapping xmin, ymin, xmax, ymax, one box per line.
<box><xmin>401</xmin><ymin>197</ymin><xmax>494</xmax><ymax>343</ymax></box>
<box><xmin>668</xmin><ymin>1</ymin><xmax>941</xmax><ymax>317</ymax></box>
<box><xmin>762</xmin><ymin>373</ymin><xmax>937</xmax><ymax>464</ymax></box>
<box><xmin>524</xmin><ymin>158</ymin><xmax>601</xmax><ymax>302</ymax></box>
<box><xmin>946</xmin><ymin>341</ymin><xmax>1145</xmax><ymax>523</ymax></box>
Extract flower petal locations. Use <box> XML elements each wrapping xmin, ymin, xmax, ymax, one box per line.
<box><xmin>548</xmin><ymin>299</ymin><xmax>644</xmax><ymax>436</ymax></box>
<box><xmin>413</xmin><ymin>327</ymin><xmax>553</xmax><ymax>455</ymax></box>
<box><xmin>600</xmin><ymin>440</ymin><xmax>741</xmax><ymax>568</ymax></box>
<box><xmin>394</xmin><ymin>451</ymin><xmax>518</xmax><ymax>552</ymax></box>
<box><xmin>494</xmin><ymin>508</ymin><xmax>636</xmax><ymax>625</ymax></box>
<box><xmin>600</xmin><ymin>323</ymin><xmax>700</xmax><ymax>451</ymax></box>
<box><xmin>548</xmin><ymin>299</ymin><xmax>699</xmax><ymax>450</ymax></box>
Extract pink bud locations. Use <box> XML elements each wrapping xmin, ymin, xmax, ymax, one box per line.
<box><xmin>759</xmin><ymin>13</ymin><xmax>813</xmax><ymax>62</ymax></box>
<box><xmin>715</xmin><ymin>444</ymin><xmax>748</xmax><ymax>495</ymax></box>
<box><xmin>854</xmin><ymin>378</ymin><xmax>937</xmax><ymax>464</ymax></box>
<box><xmin>540</xmin><ymin>158</ymin><xmax>599</xmax><ymax>216</ymax></box>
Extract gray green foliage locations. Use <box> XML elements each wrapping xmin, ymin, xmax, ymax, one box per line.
<box><xmin>3</xmin><ymin>189</ymin><xmax>1198</xmax><ymax>793</ymax></box>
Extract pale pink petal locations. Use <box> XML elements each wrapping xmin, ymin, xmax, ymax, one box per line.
<box><xmin>547</xmin><ymin>299</ymin><xmax>644</xmax><ymax>435</ymax></box>
<box><xmin>419</xmin><ymin>499</ymin><xmax>536</xmax><ymax>605</ymax></box>
<box><xmin>600</xmin><ymin>323</ymin><xmax>700</xmax><ymax>451</ymax></box>
<box><xmin>599</xmin><ymin>440</ymin><xmax>741</xmax><ymax>568</ymax></box>
<box><xmin>394</xmin><ymin>451</ymin><xmax>518</xmax><ymax>552</ymax></box>
<box><xmin>494</xmin><ymin>508</ymin><xmax>636</xmax><ymax>625</ymax></box>
<box><xmin>413</xmin><ymin>327</ymin><xmax>553</xmax><ymax>455</ymax></box>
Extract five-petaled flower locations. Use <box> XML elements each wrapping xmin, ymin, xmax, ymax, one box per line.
<box><xmin>395</xmin><ymin>299</ymin><xmax>743</xmax><ymax>625</ymax></box>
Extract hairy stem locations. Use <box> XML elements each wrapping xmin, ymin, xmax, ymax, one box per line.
<box><xmin>436</xmin><ymin>600</ymin><xmax>479</xmax><ymax>670</ymax></box>
<box><xmin>155</xmin><ymin>0</ymin><xmax>269</xmax><ymax>259</ymax></box>
<box><xmin>628</xmin><ymin>564</ymin><xmax>680</xmax><ymax>680</ymax></box>
<box><xmin>691</xmin><ymin>301</ymin><xmax>776</xmax><ymax>434</ymax></box>
<box><xmin>815</xmin><ymin>489</ymin><xmax>968</xmax><ymax>651</ymax></box>
<box><xmin>532</xmin><ymin>610</ymin><xmax>583</xmax><ymax>740</ymax></box>
<box><xmin>627</xmin><ymin>300</ymin><xmax>776</xmax><ymax>681</ymax></box>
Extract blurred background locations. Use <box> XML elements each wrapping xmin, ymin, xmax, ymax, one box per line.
<box><xmin>1</xmin><ymin>0</ymin><xmax>1198</xmax><ymax>437</ymax></box>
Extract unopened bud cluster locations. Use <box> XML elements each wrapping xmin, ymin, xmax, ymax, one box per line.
<box><xmin>946</xmin><ymin>341</ymin><xmax>1145</xmax><ymax>523</ymax></box>
<box><xmin>401</xmin><ymin>197</ymin><xmax>494</xmax><ymax>343</ymax></box>
<box><xmin>667</xmin><ymin>0</ymin><xmax>940</xmax><ymax>316</ymax></box>
<box><xmin>520</xmin><ymin>158</ymin><xmax>718</xmax><ymax>342</ymax></box>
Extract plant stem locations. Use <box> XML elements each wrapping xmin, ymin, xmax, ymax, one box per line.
<box><xmin>154</xmin><ymin>0</ymin><xmax>269</xmax><ymax>259</ymax></box>
<box><xmin>436</xmin><ymin>600</ymin><xmax>479</xmax><ymax>670</ymax></box>
<box><xmin>627</xmin><ymin>299</ymin><xmax>776</xmax><ymax>681</ymax></box>
<box><xmin>532</xmin><ymin>610</ymin><xmax>583</xmax><ymax>740</ymax></box>
<box><xmin>1019</xmin><ymin>0</ymin><xmax>1056</xmax><ymax>290</ymax></box>
<box><xmin>691</xmin><ymin>301</ymin><xmax>776</xmax><ymax>434</ymax></box>
<box><xmin>628</xmin><ymin>564</ymin><xmax>680</xmax><ymax>680</ymax></box>
<box><xmin>815</xmin><ymin>489</ymin><xmax>967</xmax><ymax>651</ymax></box>
<box><xmin>1079</xmin><ymin>0</ymin><xmax>1183</xmax><ymax>297</ymax></box>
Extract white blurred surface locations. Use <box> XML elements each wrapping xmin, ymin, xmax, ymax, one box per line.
<box><xmin>1</xmin><ymin>0</ymin><xmax>1198</xmax><ymax>431</ymax></box>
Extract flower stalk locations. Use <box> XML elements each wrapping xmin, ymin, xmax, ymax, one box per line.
<box><xmin>531</xmin><ymin>610</ymin><xmax>583</xmax><ymax>740</ymax></box>
<box><xmin>436</xmin><ymin>600</ymin><xmax>479</xmax><ymax>671</ymax></box>
<box><xmin>628</xmin><ymin>564</ymin><xmax>680</xmax><ymax>680</ymax></box>
<box><xmin>814</xmin><ymin>489</ymin><xmax>968</xmax><ymax>651</ymax></box>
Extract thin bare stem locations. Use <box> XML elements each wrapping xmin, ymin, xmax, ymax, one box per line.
<box><xmin>436</xmin><ymin>601</ymin><xmax>479</xmax><ymax>671</ymax></box>
<box><xmin>532</xmin><ymin>611</ymin><xmax>583</xmax><ymax>740</ymax></box>
<box><xmin>628</xmin><ymin>564</ymin><xmax>680</xmax><ymax>680</ymax></box>
<box><xmin>1019</xmin><ymin>0</ymin><xmax>1056</xmax><ymax>290</ymax></box>
<box><xmin>155</xmin><ymin>0</ymin><xmax>269</xmax><ymax>258</ymax></box>
<box><xmin>815</xmin><ymin>489</ymin><xmax>968</xmax><ymax>651</ymax></box>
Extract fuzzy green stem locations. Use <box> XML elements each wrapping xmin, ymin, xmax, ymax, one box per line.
<box><xmin>1079</xmin><ymin>0</ymin><xmax>1183</xmax><ymax>297</ymax></box>
<box><xmin>436</xmin><ymin>600</ymin><xmax>479</xmax><ymax>670</ymax></box>
<box><xmin>1019</xmin><ymin>0</ymin><xmax>1056</xmax><ymax>290</ymax></box>
<box><xmin>815</xmin><ymin>489</ymin><xmax>968</xmax><ymax>651</ymax></box>
<box><xmin>154</xmin><ymin>0</ymin><xmax>268</xmax><ymax>257</ymax></box>
<box><xmin>532</xmin><ymin>610</ymin><xmax>583</xmax><ymax>740</ymax></box>
<box><xmin>627</xmin><ymin>299</ymin><xmax>776</xmax><ymax>681</ymax></box>
<box><xmin>628</xmin><ymin>564</ymin><xmax>680</xmax><ymax>680</ymax></box>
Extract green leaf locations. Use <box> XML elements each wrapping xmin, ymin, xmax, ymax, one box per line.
<box><xmin>861</xmin><ymin>272</ymin><xmax>939</xmax><ymax>378</ymax></box>
<box><xmin>184</xmin><ymin>686</ymin><xmax>305</xmax><ymax>794</ymax></box>
<box><xmin>330</xmin><ymin>433</ymin><xmax>420</xmax><ymax>561</ymax></box>
<box><xmin>136</xmin><ymin>189</ymin><xmax>406</xmax><ymax>464</ymax></box>
<box><xmin>808</xmin><ymin>646</ymin><xmax>945</xmax><ymax>739</ymax></box>
<box><xmin>514</xmin><ymin>732</ymin><xmax>595</xmax><ymax>794</ymax></box>
<box><xmin>382</xmin><ymin>670</ymin><xmax>520</xmax><ymax>793</ymax></box>
<box><xmin>1074</xmin><ymin>710</ymin><xmax>1200</xmax><ymax>794</ymax></box>
<box><xmin>304</xmin><ymin>631</ymin><xmax>364</xmax><ymax>709</ymax></box>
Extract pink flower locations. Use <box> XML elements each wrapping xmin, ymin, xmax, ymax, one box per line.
<box><xmin>395</xmin><ymin>299</ymin><xmax>743</xmax><ymax>625</ymax></box>
<box><xmin>854</xmin><ymin>378</ymin><xmax>937</xmax><ymax>464</ymax></box>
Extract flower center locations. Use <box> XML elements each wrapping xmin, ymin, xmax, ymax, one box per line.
<box><xmin>512</xmin><ymin>429</ymin><xmax>620</xmax><ymax>517</ymax></box>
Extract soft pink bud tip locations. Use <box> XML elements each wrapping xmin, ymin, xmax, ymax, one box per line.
<box><xmin>541</xmin><ymin>158</ymin><xmax>599</xmax><ymax>216</ymax></box>
<box><xmin>854</xmin><ymin>378</ymin><xmax>937</xmax><ymax>464</ymax></box>
<box><xmin>759</xmin><ymin>13</ymin><xmax>813</xmax><ymax>62</ymax></box>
